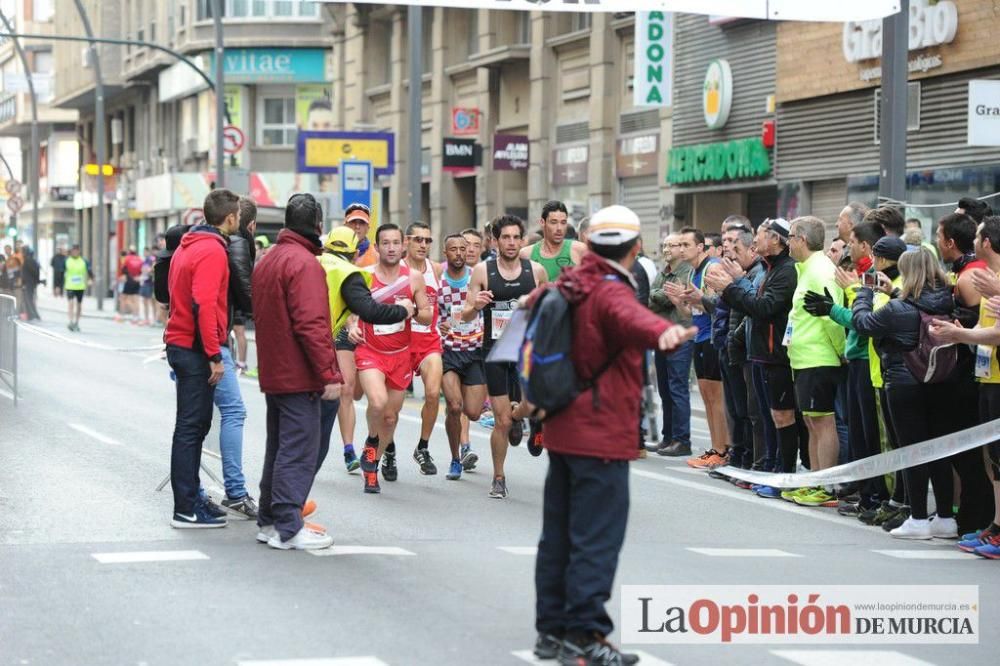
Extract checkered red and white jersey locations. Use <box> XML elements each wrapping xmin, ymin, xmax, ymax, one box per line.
<box><xmin>437</xmin><ymin>267</ymin><xmax>483</xmax><ymax>351</ymax></box>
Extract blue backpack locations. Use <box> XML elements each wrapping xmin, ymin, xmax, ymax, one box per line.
<box><xmin>517</xmin><ymin>276</ymin><xmax>622</xmax><ymax>418</ymax></box>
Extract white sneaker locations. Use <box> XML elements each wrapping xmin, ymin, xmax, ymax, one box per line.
<box><xmin>890</xmin><ymin>517</ymin><xmax>933</xmax><ymax>540</ymax></box>
<box><xmin>930</xmin><ymin>516</ymin><xmax>959</xmax><ymax>539</ymax></box>
<box><xmin>256</xmin><ymin>525</ymin><xmax>277</xmax><ymax>543</ymax></box>
<box><xmin>267</xmin><ymin>526</ymin><xmax>334</xmax><ymax>550</ymax></box>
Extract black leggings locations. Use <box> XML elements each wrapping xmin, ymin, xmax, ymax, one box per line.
<box><xmin>885</xmin><ymin>383</ymin><xmax>954</xmax><ymax>520</ymax></box>
<box><xmin>879</xmin><ymin>388</ymin><xmax>907</xmax><ymax>505</ymax></box>
<box><xmin>848</xmin><ymin>359</ymin><xmax>886</xmax><ymax>505</ymax></box>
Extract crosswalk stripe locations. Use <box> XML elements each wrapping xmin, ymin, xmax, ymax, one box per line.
<box><xmin>872</xmin><ymin>549</ymin><xmax>972</xmax><ymax>560</ymax></box>
<box><xmin>236</xmin><ymin>657</ymin><xmax>389</xmax><ymax>666</ymax></box>
<box><xmin>91</xmin><ymin>550</ymin><xmax>209</xmax><ymax>564</ymax></box>
<box><xmin>498</xmin><ymin>546</ymin><xmax>537</xmax><ymax>555</ymax></box>
<box><xmin>688</xmin><ymin>547</ymin><xmax>801</xmax><ymax>557</ymax></box>
<box><xmin>68</xmin><ymin>422</ymin><xmax>121</xmax><ymax>445</ymax></box>
<box><xmin>771</xmin><ymin>649</ymin><xmax>936</xmax><ymax>666</ymax></box>
<box><xmin>512</xmin><ymin>649</ymin><xmax>672</xmax><ymax>665</ymax></box>
<box><xmin>307</xmin><ymin>546</ymin><xmax>415</xmax><ymax>557</ymax></box>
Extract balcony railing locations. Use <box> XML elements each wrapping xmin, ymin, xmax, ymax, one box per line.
<box><xmin>0</xmin><ymin>94</ymin><xmax>16</xmax><ymax>124</ymax></box>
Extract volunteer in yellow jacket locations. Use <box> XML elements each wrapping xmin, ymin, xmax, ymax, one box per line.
<box><xmin>519</xmin><ymin>200</ymin><xmax>587</xmax><ymax>281</ymax></box>
<box><xmin>316</xmin><ymin>226</ymin><xmax>414</xmax><ymax>476</ymax></box>
<box><xmin>785</xmin><ymin>216</ymin><xmax>846</xmax><ymax>508</ymax></box>
<box><xmin>929</xmin><ymin>216</ymin><xmax>1000</xmax><ymax>556</ymax></box>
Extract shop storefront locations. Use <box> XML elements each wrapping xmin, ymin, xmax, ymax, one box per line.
<box><xmin>775</xmin><ymin>0</ymin><xmax>1000</xmax><ymax>234</ymax></box>
<box><xmin>668</xmin><ymin>14</ymin><xmax>778</xmax><ymax>229</ymax></box>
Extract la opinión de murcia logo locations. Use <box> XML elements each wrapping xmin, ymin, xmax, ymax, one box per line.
<box><xmin>622</xmin><ymin>585</ymin><xmax>979</xmax><ymax>645</ymax></box>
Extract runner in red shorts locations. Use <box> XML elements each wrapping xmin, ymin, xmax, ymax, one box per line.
<box><xmin>404</xmin><ymin>222</ymin><xmax>445</xmax><ymax>476</ymax></box>
<box><xmin>355</xmin><ymin>223</ymin><xmax>432</xmax><ymax>494</ymax></box>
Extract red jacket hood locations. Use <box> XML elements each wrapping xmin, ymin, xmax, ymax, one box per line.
<box><xmin>180</xmin><ymin>225</ymin><xmax>228</xmax><ymax>250</ymax></box>
<box><xmin>276</xmin><ymin>228</ymin><xmax>323</xmax><ymax>255</ymax></box>
<box><xmin>555</xmin><ymin>252</ymin><xmax>637</xmax><ymax>304</ymax></box>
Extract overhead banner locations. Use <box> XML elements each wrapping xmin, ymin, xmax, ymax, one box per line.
<box><xmin>319</xmin><ymin>0</ymin><xmax>900</xmax><ymax>21</ymax></box>
<box><xmin>634</xmin><ymin>12</ymin><xmax>672</xmax><ymax>108</ymax></box>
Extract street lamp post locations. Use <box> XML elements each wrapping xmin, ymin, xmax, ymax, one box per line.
<box><xmin>72</xmin><ymin>0</ymin><xmax>108</xmax><ymax>311</ymax></box>
<box><xmin>0</xmin><ymin>10</ymin><xmax>39</xmax><ymax>257</ymax></box>
<box><xmin>407</xmin><ymin>5</ymin><xmax>422</xmax><ymax>224</ymax></box>
<box><xmin>212</xmin><ymin>0</ymin><xmax>225</xmax><ymax>189</ymax></box>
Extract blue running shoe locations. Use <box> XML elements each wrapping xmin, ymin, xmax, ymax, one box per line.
<box><xmin>974</xmin><ymin>534</ymin><xmax>1000</xmax><ymax>559</ymax></box>
<box><xmin>755</xmin><ymin>485</ymin><xmax>782</xmax><ymax>499</ymax></box>
<box><xmin>480</xmin><ymin>414</ymin><xmax>495</xmax><ymax>429</ymax></box>
<box><xmin>171</xmin><ymin>505</ymin><xmax>227</xmax><ymax>529</ymax></box>
<box><xmin>446</xmin><ymin>459</ymin><xmax>462</xmax><ymax>480</ymax></box>
<box><xmin>344</xmin><ymin>445</ymin><xmax>361</xmax><ymax>473</ymax></box>
<box><xmin>958</xmin><ymin>533</ymin><xmax>985</xmax><ymax>553</ymax></box>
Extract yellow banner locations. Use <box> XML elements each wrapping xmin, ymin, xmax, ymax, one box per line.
<box><xmin>304</xmin><ymin>137</ymin><xmax>391</xmax><ymax>170</ymax></box>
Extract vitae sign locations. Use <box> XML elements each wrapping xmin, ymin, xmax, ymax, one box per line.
<box><xmin>634</xmin><ymin>12</ymin><xmax>673</xmax><ymax>108</ymax></box>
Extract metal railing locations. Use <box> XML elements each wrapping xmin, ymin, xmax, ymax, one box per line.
<box><xmin>0</xmin><ymin>293</ymin><xmax>18</xmax><ymax>406</ymax></box>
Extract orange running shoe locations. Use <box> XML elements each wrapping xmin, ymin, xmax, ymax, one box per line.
<box><xmin>686</xmin><ymin>449</ymin><xmax>727</xmax><ymax>469</ymax></box>
<box><xmin>302</xmin><ymin>499</ymin><xmax>317</xmax><ymax>519</ymax></box>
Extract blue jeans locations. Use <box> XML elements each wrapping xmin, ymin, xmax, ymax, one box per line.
<box><xmin>213</xmin><ymin>346</ymin><xmax>248</xmax><ymax>499</ymax></box>
<box><xmin>167</xmin><ymin>345</ymin><xmax>216</xmax><ymax>515</ymax></box>
<box><xmin>654</xmin><ymin>341</ymin><xmax>693</xmax><ymax>446</ymax></box>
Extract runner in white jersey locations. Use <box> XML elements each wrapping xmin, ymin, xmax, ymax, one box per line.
<box><xmin>403</xmin><ymin>222</ymin><xmax>445</xmax><ymax>476</ymax></box>
<box><xmin>437</xmin><ymin>233</ymin><xmax>486</xmax><ymax>479</ymax></box>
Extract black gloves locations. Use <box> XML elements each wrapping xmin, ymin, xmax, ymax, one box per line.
<box><xmin>803</xmin><ymin>288</ymin><xmax>834</xmax><ymax>317</ymax></box>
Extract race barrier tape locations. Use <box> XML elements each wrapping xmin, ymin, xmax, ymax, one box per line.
<box><xmin>715</xmin><ymin>417</ymin><xmax>1000</xmax><ymax>488</ymax></box>
<box><xmin>16</xmin><ymin>321</ymin><xmax>165</xmax><ymax>354</ymax></box>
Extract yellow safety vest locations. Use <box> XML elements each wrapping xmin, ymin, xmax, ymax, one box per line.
<box><xmin>319</xmin><ymin>252</ymin><xmax>373</xmax><ymax>335</ymax></box>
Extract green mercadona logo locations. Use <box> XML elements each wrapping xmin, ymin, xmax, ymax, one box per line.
<box><xmin>667</xmin><ymin>137</ymin><xmax>771</xmax><ymax>185</ymax></box>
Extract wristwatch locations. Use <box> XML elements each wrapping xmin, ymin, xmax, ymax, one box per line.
<box><xmin>209</xmin><ymin>353</ymin><xmax>223</xmax><ymax>363</ymax></box>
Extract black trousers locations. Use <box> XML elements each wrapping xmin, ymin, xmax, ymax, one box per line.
<box><xmin>944</xmin><ymin>378</ymin><xmax>995</xmax><ymax>534</ymax></box>
<box><xmin>167</xmin><ymin>345</ymin><xmax>216</xmax><ymax>515</ymax></box>
<box><xmin>847</xmin><ymin>359</ymin><xmax>886</xmax><ymax>506</ymax></box>
<box><xmin>743</xmin><ymin>363</ymin><xmax>765</xmax><ymax>470</ymax></box>
<box><xmin>719</xmin><ymin>350</ymin><xmax>751</xmax><ymax>467</ymax></box>
<box><xmin>535</xmin><ymin>452</ymin><xmax>629</xmax><ymax>638</ymax></box>
<box><xmin>259</xmin><ymin>392</ymin><xmax>322</xmax><ymax>540</ymax></box>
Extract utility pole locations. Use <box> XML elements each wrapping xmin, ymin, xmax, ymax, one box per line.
<box><xmin>0</xmin><ymin>10</ymin><xmax>38</xmax><ymax>256</ymax></box>
<box><xmin>407</xmin><ymin>5</ymin><xmax>422</xmax><ymax>223</ymax></box>
<box><xmin>72</xmin><ymin>0</ymin><xmax>107</xmax><ymax>311</ymax></box>
<box><xmin>878</xmin><ymin>0</ymin><xmax>909</xmax><ymax>207</ymax></box>
<box><xmin>212</xmin><ymin>0</ymin><xmax>225</xmax><ymax>189</ymax></box>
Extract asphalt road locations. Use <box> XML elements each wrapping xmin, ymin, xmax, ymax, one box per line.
<box><xmin>1</xmin><ymin>307</ymin><xmax>997</xmax><ymax>666</ymax></box>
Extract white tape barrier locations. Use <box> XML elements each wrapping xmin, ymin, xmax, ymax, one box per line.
<box><xmin>16</xmin><ymin>321</ymin><xmax>165</xmax><ymax>353</ymax></box>
<box><xmin>717</xmin><ymin>417</ymin><xmax>1000</xmax><ymax>488</ymax></box>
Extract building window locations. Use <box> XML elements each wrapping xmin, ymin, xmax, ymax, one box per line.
<box><xmin>516</xmin><ymin>11</ymin><xmax>530</xmax><ymax>44</ymax></box>
<box><xmin>200</xmin><ymin>0</ymin><xmax>319</xmax><ymax>20</ymax></box>
<box><xmin>33</xmin><ymin>0</ymin><xmax>54</xmax><ymax>22</ymax></box>
<box><xmin>571</xmin><ymin>13</ymin><xmax>592</xmax><ymax>32</ymax></box>
<box><xmin>257</xmin><ymin>92</ymin><xmax>296</xmax><ymax>146</ymax></box>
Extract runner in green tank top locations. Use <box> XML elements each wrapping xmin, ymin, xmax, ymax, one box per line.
<box><xmin>519</xmin><ymin>200</ymin><xmax>587</xmax><ymax>281</ymax></box>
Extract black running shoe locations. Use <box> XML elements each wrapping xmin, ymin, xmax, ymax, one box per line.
<box><xmin>882</xmin><ymin>506</ymin><xmax>911</xmax><ymax>532</ymax></box>
<box><xmin>534</xmin><ymin>633</ymin><xmax>563</xmax><ymax>660</ymax></box>
<box><xmin>363</xmin><ymin>469</ymin><xmax>381</xmax><ymax>494</ymax></box>
<box><xmin>527</xmin><ymin>419</ymin><xmax>544</xmax><ymax>457</ymax></box>
<box><xmin>413</xmin><ymin>447</ymin><xmax>437</xmax><ymax>475</ymax></box>
<box><xmin>221</xmin><ymin>495</ymin><xmax>259</xmax><ymax>520</ymax></box>
<box><xmin>509</xmin><ymin>417</ymin><xmax>524</xmax><ymax>447</ymax></box>
<box><xmin>360</xmin><ymin>444</ymin><xmax>378</xmax><ymax>473</ymax></box>
<box><xmin>559</xmin><ymin>635</ymin><xmax>638</xmax><ymax>666</ymax></box>
<box><xmin>382</xmin><ymin>452</ymin><xmax>398</xmax><ymax>482</ymax></box>
<box><xmin>199</xmin><ymin>497</ymin><xmax>227</xmax><ymax>519</ymax></box>
<box><xmin>837</xmin><ymin>500</ymin><xmax>860</xmax><ymax>517</ymax></box>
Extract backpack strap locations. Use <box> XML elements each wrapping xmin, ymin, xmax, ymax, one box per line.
<box><xmin>577</xmin><ymin>274</ymin><xmax>628</xmax><ymax>409</ymax></box>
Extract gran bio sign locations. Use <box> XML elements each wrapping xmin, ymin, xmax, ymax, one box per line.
<box><xmin>634</xmin><ymin>12</ymin><xmax>673</xmax><ymax>108</ymax></box>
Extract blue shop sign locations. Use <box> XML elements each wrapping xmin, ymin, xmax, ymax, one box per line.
<box><xmin>209</xmin><ymin>48</ymin><xmax>326</xmax><ymax>83</ymax></box>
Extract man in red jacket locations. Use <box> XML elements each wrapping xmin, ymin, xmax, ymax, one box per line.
<box><xmin>252</xmin><ymin>193</ymin><xmax>343</xmax><ymax>550</ymax></box>
<box><xmin>532</xmin><ymin>206</ymin><xmax>696</xmax><ymax>665</ymax></box>
<box><xmin>165</xmin><ymin>189</ymin><xmax>240</xmax><ymax>529</ymax></box>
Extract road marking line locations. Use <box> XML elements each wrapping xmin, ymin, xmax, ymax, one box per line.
<box><xmin>872</xmin><ymin>549</ymin><xmax>972</xmax><ymax>560</ymax></box>
<box><xmin>68</xmin><ymin>423</ymin><xmax>122</xmax><ymax>446</ymax></box>
<box><xmin>236</xmin><ymin>657</ymin><xmax>389</xmax><ymax>666</ymax></box>
<box><xmin>142</xmin><ymin>352</ymin><xmax>164</xmax><ymax>365</ymax></box>
<box><xmin>772</xmin><ymin>650</ymin><xmax>936</xmax><ymax>666</ymax></box>
<box><xmin>498</xmin><ymin>546</ymin><xmax>537</xmax><ymax>555</ymax></box>
<box><xmin>91</xmin><ymin>550</ymin><xmax>209</xmax><ymax>564</ymax></box>
<box><xmin>688</xmin><ymin>547</ymin><xmax>801</xmax><ymax>557</ymax></box>
<box><xmin>308</xmin><ymin>546</ymin><xmax>415</xmax><ymax>557</ymax></box>
<box><xmin>0</xmin><ymin>386</ymin><xmax>19</xmax><ymax>402</ymax></box>
<box><xmin>631</xmin><ymin>468</ymin><xmax>876</xmax><ymax>533</ymax></box>
<box><xmin>512</xmin><ymin>650</ymin><xmax>672</xmax><ymax>666</ymax></box>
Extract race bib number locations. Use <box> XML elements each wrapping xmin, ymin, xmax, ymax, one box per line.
<box><xmin>373</xmin><ymin>321</ymin><xmax>405</xmax><ymax>336</ymax></box>
<box><xmin>450</xmin><ymin>304</ymin><xmax>476</xmax><ymax>335</ymax></box>
<box><xmin>691</xmin><ymin>306</ymin><xmax>704</xmax><ymax>316</ymax></box>
<box><xmin>781</xmin><ymin>323</ymin><xmax>793</xmax><ymax>347</ymax></box>
<box><xmin>411</xmin><ymin>321</ymin><xmax>432</xmax><ymax>334</ymax></box>
<box><xmin>491</xmin><ymin>308</ymin><xmax>514</xmax><ymax>340</ymax></box>
<box><xmin>975</xmin><ymin>345</ymin><xmax>993</xmax><ymax>379</ymax></box>
<box><xmin>67</xmin><ymin>275</ymin><xmax>84</xmax><ymax>288</ymax></box>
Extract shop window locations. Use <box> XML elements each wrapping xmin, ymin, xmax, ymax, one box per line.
<box><xmin>257</xmin><ymin>92</ymin><xmax>297</xmax><ymax>147</ymax></box>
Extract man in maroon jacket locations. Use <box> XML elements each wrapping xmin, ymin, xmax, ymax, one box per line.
<box><xmin>252</xmin><ymin>193</ymin><xmax>343</xmax><ymax>551</ymax></box>
<box><xmin>165</xmin><ymin>189</ymin><xmax>240</xmax><ymax>529</ymax></box>
<box><xmin>532</xmin><ymin>206</ymin><xmax>696</xmax><ymax>665</ymax></box>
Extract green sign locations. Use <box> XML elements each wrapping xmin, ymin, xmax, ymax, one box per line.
<box><xmin>667</xmin><ymin>137</ymin><xmax>771</xmax><ymax>185</ymax></box>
